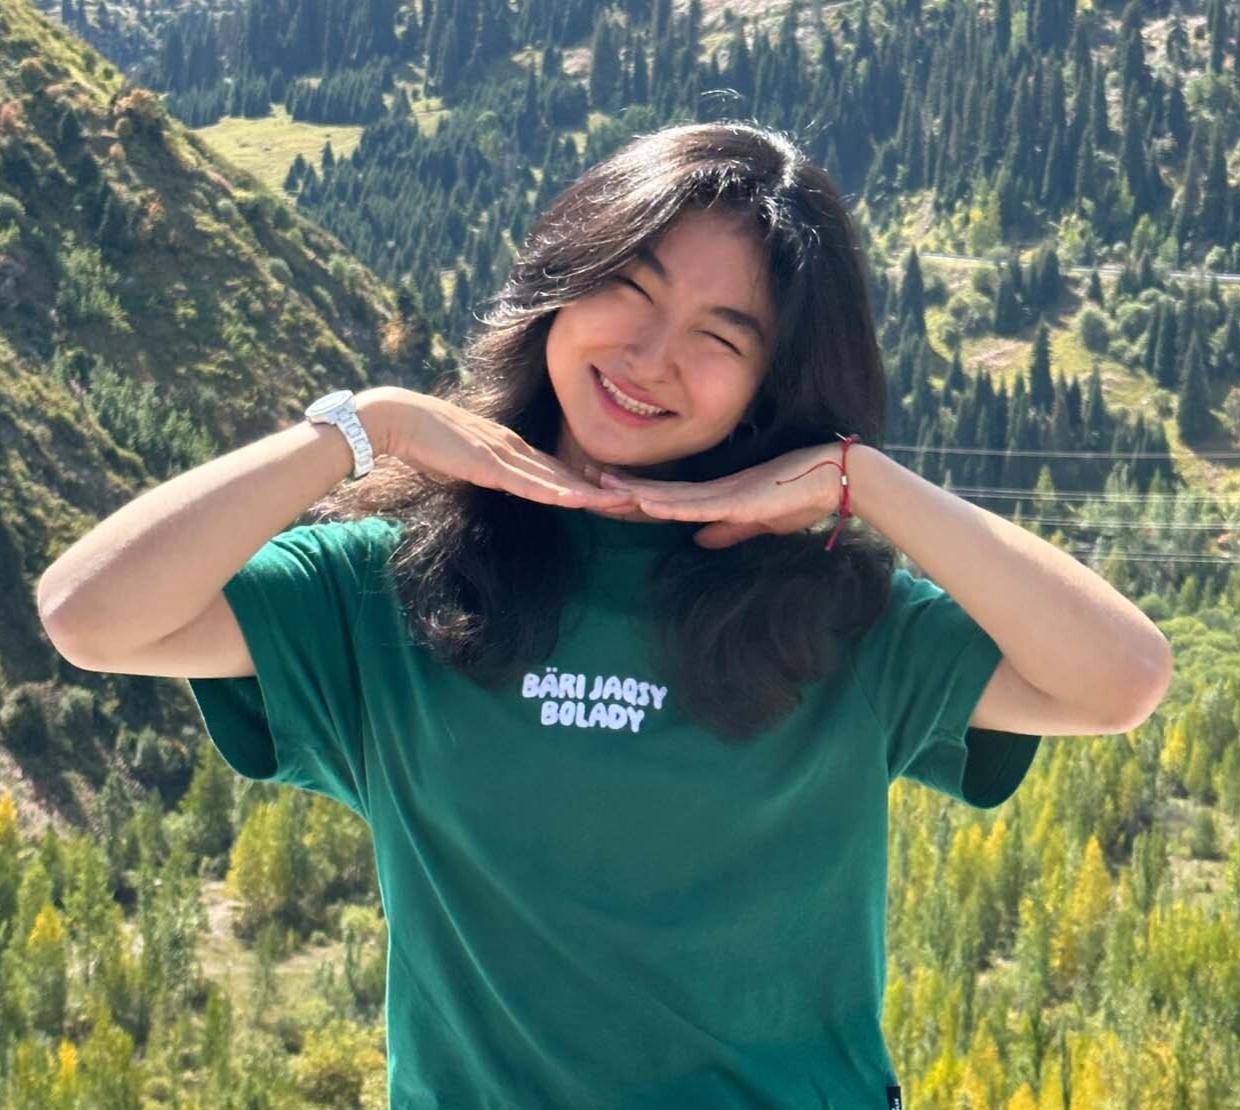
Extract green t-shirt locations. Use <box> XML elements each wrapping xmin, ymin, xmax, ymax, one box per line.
<box><xmin>187</xmin><ymin>510</ymin><xmax>1041</xmax><ymax>1109</ymax></box>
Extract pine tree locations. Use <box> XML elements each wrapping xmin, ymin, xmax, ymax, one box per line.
<box><xmin>993</xmin><ymin>272</ymin><xmax>1021</xmax><ymax>336</ymax></box>
<box><xmin>588</xmin><ymin>13</ymin><xmax>620</xmax><ymax>112</ymax></box>
<box><xmin>1087</xmin><ymin>269</ymin><xmax>1104</xmax><ymax>307</ymax></box>
<box><xmin>1165</xmin><ymin>75</ymin><xmax>1189</xmax><ymax>153</ymax></box>
<box><xmin>725</xmin><ymin>27</ymin><xmax>753</xmax><ymax>106</ymax></box>
<box><xmin>631</xmin><ymin>38</ymin><xmax>649</xmax><ymax>104</ymax></box>
<box><xmin>1156</xmin><ymin>305</ymin><xmax>1179</xmax><ymax>389</ymax></box>
<box><xmin>899</xmin><ymin>248</ymin><xmax>926</xmax><ymax>338</ymax></box>
<box><xmin>1084</xmin><ymin>360</ymin><xmax>1107</xmax><ymax>443</ymax></box>
<box><xmin>1208</xmin><ymin>0</ymin><xmax>1227</xmax><ymax>72</ymax></box>
<box><xmin>1200</xmin><ymin>123</ymin><xmax>1229</xmax><ymax>245</ymax></box>
<box><xmin>1090</xmin><ymin>64</ymin><xmax>1110</xmax><ymax>149</ymax></box>
<box><xmin>1074</xmin><ymin>127</ymin><xmax>1095</xmax><ymax>207</ymax></box>
<box><xmin>1216</xmin><ymin>302</ymin><xmax>1240</xmax><ymax>384</ymax></box>
<box><xmin>1029</xmin><ymin>319</ymin><xmax>1054</xmax><ymax>412</ymax></box>
<box><xmin>1177</xmin><ymin>333</ymin><xmax>1213</xmax><ymax>444</ymax></box>
<box><xmin>1121</xmin><ymin>94</ymin><xmax>1150</xmax><ymax>215</ymax></box>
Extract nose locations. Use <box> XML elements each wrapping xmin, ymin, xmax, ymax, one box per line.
<box><xmin>624</xmin><ymin>322</ymin><xmax>679</xmax><ymax>386</ymax></box>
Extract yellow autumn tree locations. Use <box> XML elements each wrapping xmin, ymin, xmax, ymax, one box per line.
<box><xmin>1007</xmin><ymin>1082</ymin><xmax>1037</xmax><ymax>1110</ymax></box>
<box><xmin>49</xmin><ymin>1039</ymin><xmax>82</xmax><ymax>1108</ymax></box>
<box><xmin>0</xmin><ymin>790</ymin><xmax>20</xmax><ymax>929</ymax></box>
<box><xmin>291</xmin><ymin>1017</ymin><xmax>385</xmax><ymax>1106</ymax></box>
<box><xmin>1053</xmin><ymin>836</ymin><xmax>1111</xmax><ymax>996</ymax></box>
<box><xmin>22</xmin><ymin>903</ymin><xmax>68</xmax><ymax>1037</ymax></box>
<box><xmin>227</xmin><ymin>798</ymin><xmax>294</xmax><ymax>934</ymax></box>
<box><xmin>1160</xmin><ymin>714</ymin><xmax>1191</xmax><ymax>790</ymax></box>
<box><xmin>958</xmin><ymin>1026</ymin><xmax>1004</xmax><ymax>1108</ymax></box>
<box><xmin>1036</xmin><ymin>1046</ymin><xmax>1066</xmax><ymax>1110</ymax></box>
<box><xmin>79</xmin><ymin>1004</ymin><xmax>142</xmax><ymax>1106</ymax></box>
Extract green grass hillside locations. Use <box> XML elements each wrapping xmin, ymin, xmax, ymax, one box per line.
<box><xmin>0</xmin><ymin>0</ymin><xmax>434</xmax><ymax>828</ymax></box>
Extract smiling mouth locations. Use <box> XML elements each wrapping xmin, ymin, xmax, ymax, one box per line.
<box><xmin>592</xmin><ymin>366</ymin><xmax>676</xmax><ymax>418</ymax></box>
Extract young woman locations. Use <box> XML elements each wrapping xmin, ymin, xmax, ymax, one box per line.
<box><xmin>39</xmin><ymin>121</ymin><xmax>1172</xmax><ymax>1107</ymax></box>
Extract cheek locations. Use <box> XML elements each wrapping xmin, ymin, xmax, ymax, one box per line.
<box><xmin>688</xmin><ymin>368</ymin><xmax>761</xmax><ymax>422</ymax></box>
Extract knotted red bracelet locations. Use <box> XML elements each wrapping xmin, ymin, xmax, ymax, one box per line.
<box><xmin>774</xmin><ymin>432</ymin><xmax>862</xmax><ymax>551</ymax></box>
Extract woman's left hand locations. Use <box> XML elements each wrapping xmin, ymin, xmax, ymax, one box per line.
<box><xmin>597</xmin><ymin>443</ymin><xmax>846</xmax><ymax>548</ymax></box>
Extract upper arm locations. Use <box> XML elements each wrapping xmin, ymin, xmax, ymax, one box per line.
<box><xmin>969</xmin><ymin>656</ymin><xmax>1133</xmax><ymax>736</ymax></box>
<box><xmin>48</xmin><ymin>591</ymin><xmax>256</xmax><ymax>679</ymax></box>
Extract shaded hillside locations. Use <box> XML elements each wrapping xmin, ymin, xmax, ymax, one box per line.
<box><xmin>0</xmin><ymin>0</ymin><xmax>433</xmax><ymax>830</ymax></box>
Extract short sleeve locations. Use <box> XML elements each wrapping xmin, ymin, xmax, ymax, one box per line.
<box><xmin>848</xmin><ymin>568</ymin><xmax>1041</xmax><ymax>808</ymax></box>
<box><xmin>185</xmin><ymin>516</ymin><xmax>402</xmax><ymax>820</ymax></box>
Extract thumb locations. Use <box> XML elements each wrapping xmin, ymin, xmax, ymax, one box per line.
<box><xmin>693</xmin><ymin>521</ymin><xmax>768</xmax><ymax>548</ymax></box>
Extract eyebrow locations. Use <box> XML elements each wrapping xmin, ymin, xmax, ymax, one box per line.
<box><xmin>634</xmin><ymin>245</ymin><xmax>770</xmax><ymax>349</ymax></box>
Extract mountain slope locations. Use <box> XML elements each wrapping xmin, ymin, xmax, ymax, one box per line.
<box><xmin>0</xmin><ymin>0</ymin><xmax>432</xmax><ymax>829</ymax></box>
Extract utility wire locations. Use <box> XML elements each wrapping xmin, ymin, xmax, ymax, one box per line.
<box><xmin>1000</xmin><ymin>518</ymin><xmax>1237</xmax><ymax>530</ymax></box>
<box><xmin>949</xmin><ymin>486</ymin><xmax>1240</xmax><ymax>503</ymax></box>
<box><xmin>1061</xmin><ymin>549</ymin><xmax>1237</xmax><ymax>565</ymax></box>
<box><xmin>884</xmin><ymin>444</ymin><xmax>1240</xmax><ymax>460</ymax></box>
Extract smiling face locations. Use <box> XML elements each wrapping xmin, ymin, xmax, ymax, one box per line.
<box><xmin>545</xmin><ymin>206</ymin><xmax>778</xmax><ymax>480</ymax></box>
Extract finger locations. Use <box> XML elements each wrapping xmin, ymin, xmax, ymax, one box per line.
<box><xmin>692</xmin><ymin>521</ymin><xmax>770</xmax><ymax>548</ymax></box>
<box><xmin>598</xmin><ymin>472</ymin><xmax>706</xmax><ymax>496</ymax></box>
<box><xmin>630</xmin><ymin>497</ymin><xmax>727</xmax><ymax>522</ymax></box>
<box><xmin>502</xmin><ymin>443</ymin><xmax>603</xmax><ymax>488</ymax></box>
<box><xmin>494</xmin><ymin>449</ymin><xmax>636</xmax><ymax>499</ymax></box>
<box><xmin>523</xmin><ymin>450</ymin><xmax>641</xmax><ymax>499</ymax></box>
<box><xmin>489</xmin><ymin>462</ymin><xmax>638</xmax><ymax>508</ymax></box>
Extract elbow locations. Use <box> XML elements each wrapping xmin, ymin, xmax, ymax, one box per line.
<box><xmin>1104</xmin><ymin>632</ymin><xmax>1174</xmax><ymax>733</ymax></box>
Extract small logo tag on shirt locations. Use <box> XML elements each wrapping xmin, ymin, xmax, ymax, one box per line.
<box><xmin>886</xmin><ymin>1086</ymin><xmax>903</xmax><ymax>1110</ymax></box>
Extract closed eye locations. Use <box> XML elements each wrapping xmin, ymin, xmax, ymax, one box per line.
<box><xmin>613</xmin><ymin>276</ymin><xmax>742</xmax><ymax>355</ymax></box>
<box><xmin>706</xmin><ymin>332</ymin><xmax>741</xmax><ymax>354</ymax></box>
<box><xmin>614</xmin><ymin>275</ymin><xmax>648</xmax><ymax>297</ymax></box>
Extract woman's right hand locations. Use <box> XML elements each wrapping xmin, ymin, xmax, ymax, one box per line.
<box><xmin>361</xmin><ymin>387</ymin><xmax>637</xmax><ymax>511</ymax></box>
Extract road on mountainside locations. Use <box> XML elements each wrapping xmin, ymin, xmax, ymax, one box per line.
<box><xmin>921</xmin><ymin>251</ymin><xmax>1240</xmax><ymax>285</ymax></box>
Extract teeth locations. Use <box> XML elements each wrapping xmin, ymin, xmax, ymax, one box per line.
<box><xmin>597</xmin><ymin>370</ymin><xmax>670</xmax><ymax>416</ymax></box>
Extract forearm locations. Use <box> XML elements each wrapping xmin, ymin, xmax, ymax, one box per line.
<box><xmin>37</xmin><ymin>387</ymin><xmax>402</xmax><ymax>655</ymax></box>
<box><xmin>843</xmin><ymin>444</ymin><xmax>1172</xmax><ymax>721</ymax></box>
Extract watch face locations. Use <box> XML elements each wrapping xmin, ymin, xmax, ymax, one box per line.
<box><xmin>306</xmin><ymin>390</ymin><xmax>353</xmax><ymax>419</ymax></box>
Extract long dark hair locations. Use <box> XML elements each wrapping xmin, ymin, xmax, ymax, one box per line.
<box><xmin>312</xmin><ymin>120</ymin><xmax>897</xmax><ymax>740</ymax></box>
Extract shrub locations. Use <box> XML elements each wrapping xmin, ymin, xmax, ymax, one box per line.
<box><xmin>1222</xmin><ymin>385</ymin><xmax>1240</xmax><ymax>435</ymax></box>
<box><xmin>0</xmin><ymin>193</ymin><xmax>24</xmax><ymax>228</ymax></box>
<box><xmin>946</xmin><ymin>290</ymin><xmax>992</xmax><ymax>337</ymax></box>
<box><xmin>970</xmin><ymin>266</ymin><xmax>995</xmax><ymax>297</ymax></box>
<box><xmin>266</xmin><ymin>257</ymin><xmax>293</xmax><ymax>284</ymax></box>
<box><xmin>1077</xmin><ymin>306</ymin><xmax>1110</xmax><ymax>353</ymax></box>
<box><xmin>18</xmin><ymin>59</ymin><xmax>49</xmax><ymax>93</ymax></box>
<box><xmin>1</xmin><ymin>684</ymin><xmax>52</xmax><ymax>758</ymax></box>
<box><xmin>235</xmin><ymin>190</ymin><xmax>276</xmax><ymax>227</ymax></box>
<box><xmin>50</xmin><ymin>687</ymin><xmax>95</xmax><ymax>748</ymax></box>
<box><xmin>291</xmin><ymin>1019</ymin><xmax>384</xmax><ymax>1106</ymax></box>
<box><xmin>1114</xmin><ymin>301</ymin><xmax>1151</xmax><ymax>342</ymax></box>
<box><xmin>1135</xmin><ymin>593</ymin><xmax>1170</xmax><ymax>622</ymax></box>
<box><xmin>55</xmin><ymin>245</ymin><xmax>130</xmax><ymax>331</ymax></box>
<box><xmin>1188</xmin><ymin>809</ymin><xmax>1219</xmax><ymax>860</ymax></box>
<box><xmin>923</xmin><ymin>272</ymin><xmax>948</xmax><ymax>306</ymax></box>
<box><xmin>114</xmin><ymin>87</ymin><xmax>164</xmax><ymax>137</ymax></box>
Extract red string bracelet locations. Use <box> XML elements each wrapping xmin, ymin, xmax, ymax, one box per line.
<box><xmin>774</xmin><ymin>433</ymin><xmax>862</xmax><ymax>551</ymax></box>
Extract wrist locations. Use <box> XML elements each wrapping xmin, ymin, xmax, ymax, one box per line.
<box><xmin>840</xmin><ymin>443</ymin><xmax>883</xmax><ymax>522</ymax></box>
<box><xmin>356</xmin><ymin>387</ymin><xmax>405</xmax><ymax>459</ymax></box>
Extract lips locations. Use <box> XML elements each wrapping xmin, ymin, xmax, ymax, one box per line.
<box><xmin>592</xmin><ymin>365</ymin><xmax>675</xmax><ymax>415</ymax></box>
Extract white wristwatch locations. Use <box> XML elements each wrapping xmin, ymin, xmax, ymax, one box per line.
<box><xmin>305</xmin><ymin>389</ymin><xmax>374</xmax><ymax>480</ymax></box>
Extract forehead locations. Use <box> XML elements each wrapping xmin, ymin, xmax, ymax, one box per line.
<box><xmin>639</xmin><ymin>209</ymin><xmax>775</xmax><ymax>314</ymax></box>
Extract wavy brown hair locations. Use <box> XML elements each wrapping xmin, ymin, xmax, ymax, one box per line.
<box><xmin>310</xmin><ymin>120</ymin><xmax>897</xmax><ymax>740</ymax></box>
